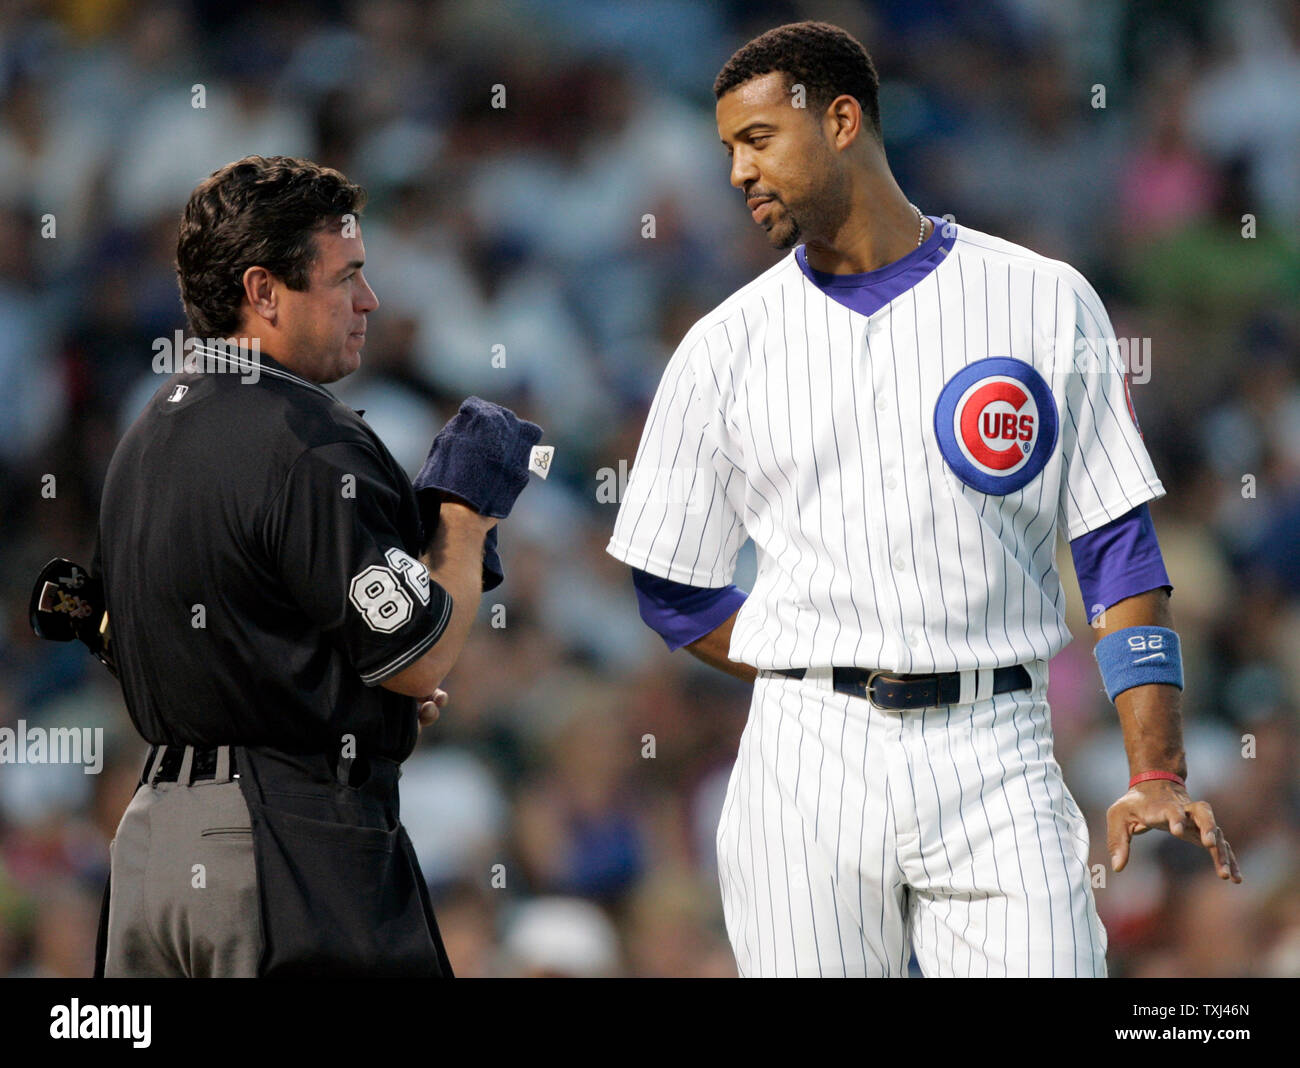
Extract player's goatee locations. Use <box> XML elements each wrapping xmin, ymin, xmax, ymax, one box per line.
<box><xmin>767</xmin><ymin>209</ymin><xmax>801</xmax><ymax>249</ymax></box>
<box><xmin>772</xmin><ymin>224</ymin><xmax>801</xmax><ymax>249</ymax></box>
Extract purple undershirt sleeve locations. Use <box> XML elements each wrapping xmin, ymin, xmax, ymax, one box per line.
<box><xmin>1069</xmin><ymin>502</ymin><xmax>1172</xmax><ymax>624</ymax></box>
<box><xmin>632</xmin><ymin>568</ymin><xmax>748</xmax><ymax>651</ymax></box>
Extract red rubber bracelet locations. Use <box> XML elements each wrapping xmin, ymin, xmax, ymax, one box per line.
<box><xmin>1129</xmin><ymin>770</ymin><xmax>1185</xmax><ymax>789</ymax></box>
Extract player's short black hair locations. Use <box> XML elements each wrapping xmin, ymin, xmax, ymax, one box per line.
<box><xmin>176</xmin><ymin>155</ymin><xmax>366</xmax><ymax>338</ymax></box>
<box><xmin>713</xmin><ymin>21</ymin><xmax>882</xmax><ymax>142</ymax></box>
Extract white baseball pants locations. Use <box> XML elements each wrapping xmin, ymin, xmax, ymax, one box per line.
<box><xmin>716</xmin><ymin>660</ymin><xmax>1107</xmax><ymax>977</ymax></box>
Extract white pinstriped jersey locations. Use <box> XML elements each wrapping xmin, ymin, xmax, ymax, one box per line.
<box><xmin>607</xmin><ymin>220</ymin><xmax>1165</xmax><ymax>673</ymax></box>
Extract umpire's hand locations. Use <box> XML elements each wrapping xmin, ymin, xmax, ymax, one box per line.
<box><xmin>417</xmin><ymin>689</ymin><xmax>449</xmax><ymax>732</ymax></box>
<box><xmin>1106</xmin><ymin>779</ymin><xmax>1242</xmax><ymax>882</ymax></box>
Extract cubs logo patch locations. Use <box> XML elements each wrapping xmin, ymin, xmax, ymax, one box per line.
<box><xmin>933</xmin><ymin>357</ymin><xmax>1058</xmax><ymax>495</ymax></box>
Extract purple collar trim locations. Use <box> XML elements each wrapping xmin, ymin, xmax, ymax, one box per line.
<box><xmin>795</xmin><ymin>216</ymin><xmax>956</xmax><ymax>318</ymax></box>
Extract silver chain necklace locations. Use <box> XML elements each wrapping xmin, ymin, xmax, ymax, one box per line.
<box><xmin>910</xmin><ymin>202</ymin><xmax>929</xmax><ymax>246</ymax></box>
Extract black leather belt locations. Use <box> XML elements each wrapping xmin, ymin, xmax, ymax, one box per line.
<box><xmin>144</xmin><ymin>745</ymin><xmax>236</xmax><ymax>784</ymax></box>
<box><xmin>772</xmin><ymin>664</ymin><xmax>1032</xmax><ymax>709</ymax></box>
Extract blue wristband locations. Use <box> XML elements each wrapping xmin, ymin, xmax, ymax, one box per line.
<box><xmin>1093</xmin><ymin>626</ymin><xmax>1184</xmax><ymax>702</ymax></box>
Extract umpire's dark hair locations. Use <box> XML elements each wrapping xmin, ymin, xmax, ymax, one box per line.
<box><xmin>176</xmin><ymin>155</ymin><xmax>367</xmax><ymax>337</ymax></box>
<box><xmin>713</xmin><ymin>21</ymin><xmax>882</xmax><ymax>143</ymax></box>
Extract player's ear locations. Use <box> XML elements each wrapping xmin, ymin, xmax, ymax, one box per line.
<box><xmin>824</xmin><ymin>94</ymin><xmax>862</xmax><ymax>151</ymax></box>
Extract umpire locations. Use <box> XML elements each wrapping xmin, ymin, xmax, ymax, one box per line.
<box><xmin>94</xmin><ymin>155</ymin><xmax>502</xmax><ymax>977</ymax></box>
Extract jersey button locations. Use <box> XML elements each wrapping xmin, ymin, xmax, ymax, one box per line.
<box><xmin>876</xmin><ymin>395</ymin><xmax>889</xmax><ymax>412</ymax></box>
<box><xmin>907</xmin><ymin>632</ymin><xmax>919</xmax><ymax>648</ymax></box>
<box><xmin>885</xmin><ymin>475</ymin><xmax>898</xmax><ymax>490</ymax></box>
<box><xmin>893</xmin><ymin>554</ymin><xmax>906</xmax><ymax>572</ymax></box>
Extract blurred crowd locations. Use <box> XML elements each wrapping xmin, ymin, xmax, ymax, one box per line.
<box><xmin>0</xmin><ymin>0</ymin><xmax>1297</xmax><ymax>977</ymax></box>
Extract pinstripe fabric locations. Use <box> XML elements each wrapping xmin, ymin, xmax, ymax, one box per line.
<box><xmin>607</xmin><ymin>223</ymin><xmax>1164</xmax><ymax>670</ymax></box>
<box><xmin>612</xmin><ymin>221</ymin><xmax>1144</xmax><ymax>977</ymax></box>
<box><xmin>717</xmin><ymin>667</ymin><xmax>1107</xmax><ymax>977</ymax></box>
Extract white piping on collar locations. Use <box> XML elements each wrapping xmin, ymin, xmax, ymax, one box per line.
<box><xmin>188</xmin><ymin>343</ymin><xmax>336</xmax><ymax>400</ymax></box>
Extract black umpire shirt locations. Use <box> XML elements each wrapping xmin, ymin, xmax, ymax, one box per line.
<box><xmin>97</xmin><ymin>348</ymin><xmax>451</xmax><ymax>762</ymax></box>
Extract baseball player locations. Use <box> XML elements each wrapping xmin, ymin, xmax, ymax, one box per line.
<box><xmin>607</xmin><ymin>22</ymin><xmax>1241</xmax><ymax>978</ymax></box>
<box><xmin>56</xmin><ymin>155</ymin><xmax>539</xmax><ymax>977</ymax></box>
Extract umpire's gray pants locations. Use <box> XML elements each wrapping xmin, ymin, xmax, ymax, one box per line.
<box><xmin>104</xmin><ymin>745</ymin><xmax>262</xmax><ymax>977</ymax></box>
